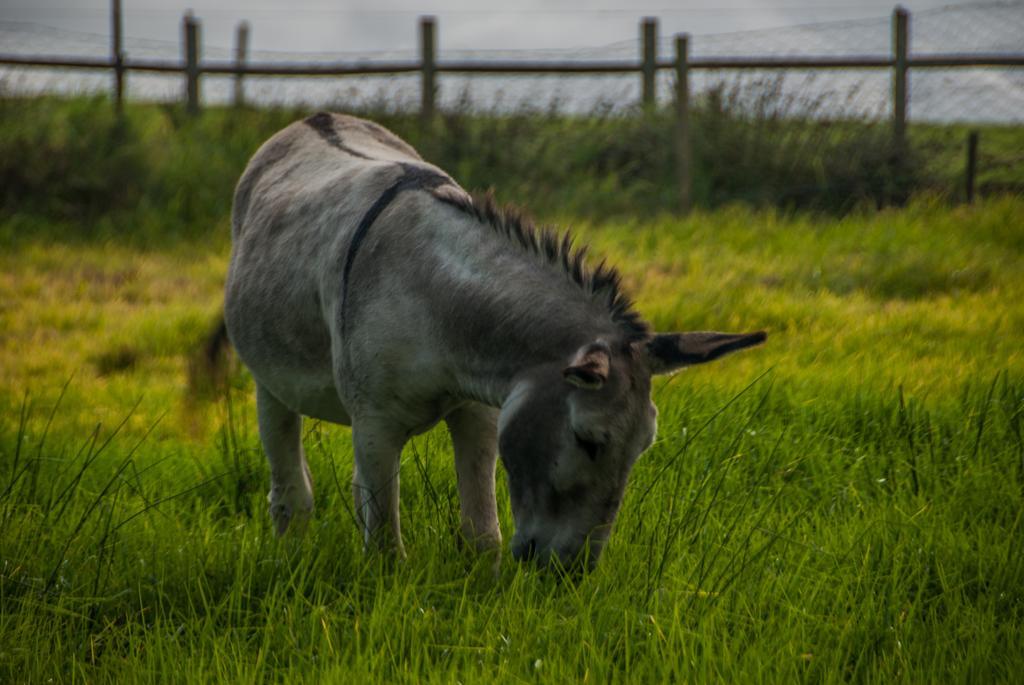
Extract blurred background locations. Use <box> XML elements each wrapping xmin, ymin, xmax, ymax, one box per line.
<box><xmin>2</xmin><ymin>0</ymin><xmax>1022</xmax><ymax>225</ymax></box>
<box><xmin>2</xmin><ymin>1</ymin><xmax>1022</xmax><ymax>120</ymax></box>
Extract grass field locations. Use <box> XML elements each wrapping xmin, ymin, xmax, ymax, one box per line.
<box><xmin>2</xmin><ymin>178</ymin><xmax>1023</xmax><ymax>681</ymax></box>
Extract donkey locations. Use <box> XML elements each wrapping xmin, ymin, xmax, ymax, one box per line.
<box><xmin>224</xmin><ymin>112</ymin><xmax>765</xmax><ymax>569</ymax></box>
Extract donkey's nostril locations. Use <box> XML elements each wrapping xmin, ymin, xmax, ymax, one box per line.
<box><xmin>512</xmin><ymin>538</ymin><xmax>537</xmax><ymax>562</ymax></box>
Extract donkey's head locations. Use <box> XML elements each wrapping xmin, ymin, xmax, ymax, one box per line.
<box><xmin>498</xmin><ymin>330</ymin><xmax>766</xmax><ymax>571</ymax></box>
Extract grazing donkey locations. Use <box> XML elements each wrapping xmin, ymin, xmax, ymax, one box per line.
<box><xmin>224</xmin><ymin>112</ymin><xmax>765</xmax><ymax>569</ymax></box>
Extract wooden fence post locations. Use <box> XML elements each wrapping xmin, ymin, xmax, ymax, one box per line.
<box><xmin>674</xmin><ymin>34</ymin><xmax>691</xmax><ymax>214</ymax></box>
<box><xmin>420</xmin><ymin>16</ymin><xmax>437</xmax><ymax>128</ymax></box>
<box><xmin>892</xmin><ymin>7</ymin><xmax>908</xmax><ymax>152</ymax></box>
<box><xmin>111</xmin><ymin>0</ymin><xmax>124</xmax><ymax>113</ymax></box>
<box><xmin>641</xmin><ymin>17</ymin><xmax>657</xmax><ymax>110</ymax></box>
<box><xmin>965</xmin><ymin>130</ymin><xmax>979</xmax><ymax>203</ymax></box>
<box><xmin>183</xmin><ymin>12</ymin><xmax>200</xmax><ymax>115</ymax></box>
<box><xmin>234</xmin><ymin>21</ymin><xmax>250</xmax><ymax>107</ymax></box>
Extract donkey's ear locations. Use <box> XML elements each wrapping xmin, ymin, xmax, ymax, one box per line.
<box><xmin>646</xmin><ymin>331</ymin><xmax>767</xmax><ymax>375</ymax></box>
<box><xmin>564</xmin><ymin>341</ymin><xmax>611</xmax><ymax>390</ymax></box>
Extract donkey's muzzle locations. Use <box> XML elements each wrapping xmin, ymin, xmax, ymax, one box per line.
<box><xmin>512</xmin><ymin>538</ymin><xmax>599</xmax><ymax>575</ymax></box>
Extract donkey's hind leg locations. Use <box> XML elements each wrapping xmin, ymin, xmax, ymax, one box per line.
<box><xmin>257</xmin><ymin>384</ymin><xmax>314</xmax><ymax>536</ymax></box>
<box><xmin>446</xmin><ymin>403</ymin><xmax>502</xmax><ymax>552</ymax></box>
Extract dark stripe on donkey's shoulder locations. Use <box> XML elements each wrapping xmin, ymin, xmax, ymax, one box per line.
<box><xmin>339</xmin><ymin>163</ymin><xmax>465</xmax><ymax>335</ymax></box>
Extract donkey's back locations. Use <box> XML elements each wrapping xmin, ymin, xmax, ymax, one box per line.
<box><xmin>231</xmin><ymin>112</ymin><xmax>424</xmax><ymax>241</ymax></box>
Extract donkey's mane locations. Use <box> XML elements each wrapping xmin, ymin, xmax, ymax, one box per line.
<box><xmin>443</xmin><ymin>190</ymin><xmax>650</xmax><ymax>343</ymax></box>
<box><xmin>303</xmin><ymin>111</ymin><xmax>649</xmax><ymax>342</ymax></box>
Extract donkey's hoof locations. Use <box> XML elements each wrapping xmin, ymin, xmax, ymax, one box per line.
<box><xmin>268</xmin><ymin>485</ymin><xmax>314</xmax><ymax>537</ymax></box>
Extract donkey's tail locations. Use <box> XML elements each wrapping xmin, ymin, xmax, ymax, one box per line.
<box><xmin>187</xmin><ymin>312</ymin><xmax>232</xmax><ymax>399</ymax></box>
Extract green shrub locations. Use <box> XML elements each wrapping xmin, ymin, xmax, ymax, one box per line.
<box><xmin>1</xmin><ymin>90</ymin><xmax>1020</xmax><ymax>245</ymax></box>
<box><xmin>0</xmin><ymin>96</ymin><xmax>149</xmax><ymax>222</ymax></box>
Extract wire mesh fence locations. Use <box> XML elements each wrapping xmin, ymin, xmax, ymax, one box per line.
<box><xmin>1</xmin><ymin>2</ymin><xmax>1022</xmax><ymax>214</ymax></box>
<box><xmin>2</xmin><ymin>3</ymin><xmax>1022</xmax><ymax>120</ymax></box>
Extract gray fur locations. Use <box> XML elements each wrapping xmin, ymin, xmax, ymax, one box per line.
<box><xmin>225</xmin><ymin>112</ymin><xmax>766</xmax><ymax>568</ymax></box>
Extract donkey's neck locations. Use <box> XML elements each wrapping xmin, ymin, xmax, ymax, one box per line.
<box><xmin>452</xmin><ymin>312</ymin><xmax>612</xmax><ymax>408</ymax></box>
<box><xmin>424</xmin><ymin>210</ymin><xmax>624</xmax><ymax>407</ymax></box>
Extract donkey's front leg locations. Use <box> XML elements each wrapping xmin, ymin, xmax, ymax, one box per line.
<box><xmin>257</xmin><ymin>384</ymin><xmax>314</xmax><ymax>536</ymax></box>
<box><xmin>351</xmin><ymin>419</ymin><xmax>406</xmax><ymax>557</ymax></box>
<box><xmin>446</xmin><ymin>403</ymin><xmax>502</xmax><ymax>552</ymax></box>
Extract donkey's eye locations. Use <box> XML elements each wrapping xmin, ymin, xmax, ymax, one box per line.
<box><xmin>575</xmin><ymin>433</ymin><xmax>601</xmax><ymax>461</ymax></box>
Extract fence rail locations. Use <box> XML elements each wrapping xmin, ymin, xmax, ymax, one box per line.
<box><xmin>4</xmin><ymin>53</ymin><xmax>1022</xmax><ymax>76</ymax></box>
<box><xmin>2</xmin><ymin>3</ymin><xmax>1022</xmax><ymax>210</ymax></box>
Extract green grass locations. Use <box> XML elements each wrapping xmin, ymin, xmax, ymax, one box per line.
<box><xmin>2</xmin><ymin>190</ymin><xmax>1023</xmax><ymax>681</ymax></box>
